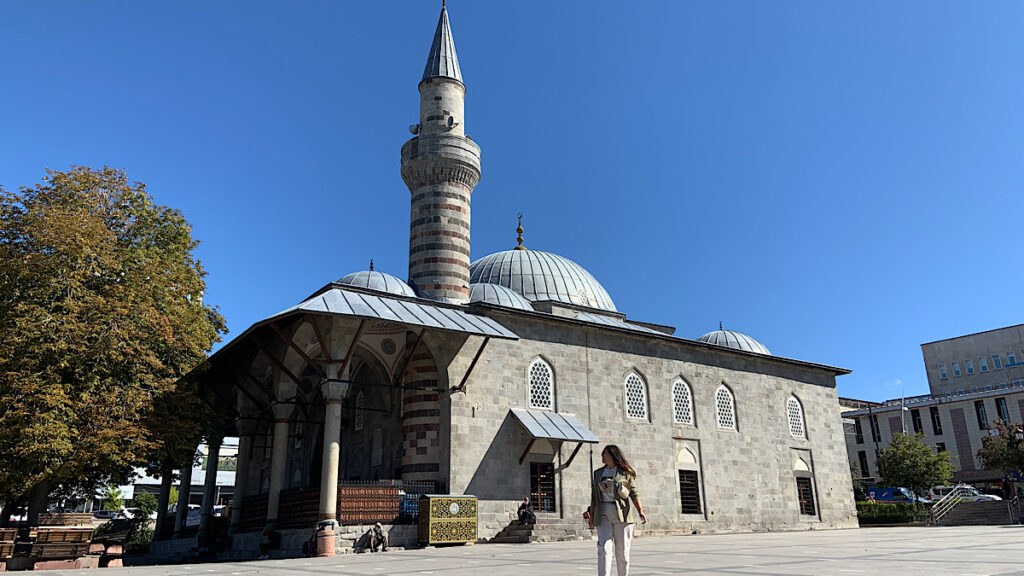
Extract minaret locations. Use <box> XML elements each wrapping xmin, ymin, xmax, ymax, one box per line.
<box><xmin>401</xmin><ymin>2</ymin><xmax>481</xmax><ymax>303</ymax></box>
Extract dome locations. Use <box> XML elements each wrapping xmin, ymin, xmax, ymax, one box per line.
<box><xmin>697</xmin><ymin>328</ymin><xmax>771</xmax><ymax>355</ymax></box>
<box><xmin>468</xmin><ymin>283</ymin><xmax>534</xmax><ymax>311</ymax></box>
<box><xmin>469</xmin><ymin>249</ymin><xmax>616</xmax><ymax>312</ymax></box>
<box><xmin>337</xmin><ymin>270</ymin><xmax>416</xmax><ymax>297</ymax></box>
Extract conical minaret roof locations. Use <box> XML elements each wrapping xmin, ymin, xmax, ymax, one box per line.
<box><xmin>422</xmin><ymin>3</ymin><xmax>462</xmax><ymax>83</ymax></box>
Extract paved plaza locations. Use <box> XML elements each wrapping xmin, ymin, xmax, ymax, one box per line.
<box><xmin>40</xmin><ymin>525</ymin><xmax>1024</xmax><ymax>576</ymax></box>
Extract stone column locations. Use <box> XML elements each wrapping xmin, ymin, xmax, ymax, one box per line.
<box><xmin>265</xmin><ymin>403</ymin><xmax>294</xmax><ymax>528</ymax></box>
<box><xmin>228</xmin><ymin>430</ymin><xmax>254</xmax><ymax>535</ymax></box>
<box><xmin>315</xmin><ymin>368</ymin><xmax>349</xmax><ymax>557</ymax></box>
<box><xmin>198</xmin><ymin>436</ymin><xmax>222</xmax><ymax>542</ymax></box>
<box><xmin>173</xmin><ymin>450</ymin><xmax>196</xmax><ymax>537</ymax></box>
<box><xmin>154</xmin><ymin>463</ymin><xmax>174</xmax><ymax>540</ymax></box>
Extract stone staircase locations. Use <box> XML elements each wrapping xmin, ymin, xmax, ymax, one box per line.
<box><xmin>489</xmin><ymin>517</ymin><xmax>593</xmax><ymax>543</ymax></box>
<box><xmin>936</xmin><ymin>501</ymin><xmax>1016</xmax><ymax>526</ymax></box>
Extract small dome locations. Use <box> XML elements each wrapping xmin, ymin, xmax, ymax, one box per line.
<box><xmin>697</xmin><ymin>328</ymin><xmax>771</xmax><ymax>355</ymax></box>
<box><xmin>469</xmin><ymin>249</ymin><xmax>616</xmax><ymax>312</ymax></box>
<box><xmin>468</xmin><ymin>283</ymin><xmax>534</xmax><ymax>311</ymax></box>
<box><xmin>337</xmin><ymin>270</ymin><xmax>416</xmax><ymax>297</ymax></box>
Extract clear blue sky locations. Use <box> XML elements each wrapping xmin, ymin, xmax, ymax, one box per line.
<box><xmin>3</xmin><ymin>1</ymin><xmax>1022</xmax><ymax>403</ymax></box>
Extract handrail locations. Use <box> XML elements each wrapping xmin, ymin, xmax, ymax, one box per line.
<box><xmin>1009</xmin><ymin>496</ymin><xmax>1021</xmax><ymax>525</ymax></box>
<box><xmin>929</xmin><ymin>484</ymin><xmax>974</xmax><ymax>525</ymax></box>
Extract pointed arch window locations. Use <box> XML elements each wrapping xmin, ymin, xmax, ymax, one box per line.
<box><xmin>672</xmin><ymin>380</ymin><xmax>694</xmax><ymax>425</ymax></box>
<box><xmin>715</xmin><ymin>385</ymin><xmax>736</xmax><ymax>430</ymax></box>
<box><xmin>787</xmin><ymin>396</ymin><xmax>806</xmax><ymax>438</ymax></box>
<box><xmin>528</xmin><ymin>359</ymin><xmax>554</xmax><ymax>410</ymax></box>
<box><xmin>624</xmin><ymin>373</ymin><xmax>648</xmax><ymax>420</ymax></box>
<box><xmin>354</xmin><ymin>391</ymin><xmax>365</xmax><ymax>431</ymax></box>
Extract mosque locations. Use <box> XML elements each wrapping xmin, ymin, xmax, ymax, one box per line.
<box><xmin>160</xmin><ymin>3</ymin><xmax>858</xmax><ymax>556</ymax></box>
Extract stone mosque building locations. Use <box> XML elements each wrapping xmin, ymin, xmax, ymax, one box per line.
<box><xmin>158</xmin><ymin>4</ymin><xmax>857</xmax><ymax>556</ymax></box>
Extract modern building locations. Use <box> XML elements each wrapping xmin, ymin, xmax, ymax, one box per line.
<box><xmin>153</xmin><ymin>5</ymin><xmax>858</xmax><ymax>558</ymax></box>
<box><xmin>843</xmin><ymin>324</ymin><xmax>1024</xmax><ymax>493</ymax></box>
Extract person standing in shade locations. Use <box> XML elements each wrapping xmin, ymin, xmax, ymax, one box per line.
<box><xmin>586</xmin><ymin>445</ymin><xmax>647</xmax><ymax>576</ymax></box>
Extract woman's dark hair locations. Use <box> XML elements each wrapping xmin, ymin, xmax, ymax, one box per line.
<box><xmin>602</xmin><ymin>444</ymin><xmax>636</xmax><ymax>477</ymax></box>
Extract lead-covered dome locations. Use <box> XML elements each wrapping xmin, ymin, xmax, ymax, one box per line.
<box><xmin>468</xmin><ymin>283</ymin><xmax>534</xmax><ymax>311</ymax></box>
<box><xmin>338</xmin><ymin>270</ymin><xmax>416</xmax><ymax>297</ymax></box>
<box><xmin>697</xmin><ymin>328</ymin><xmax>771</xmax><ymax>355</ymax></box>
<box><xmin>469</xmin><ymin>249</ymin><xmax>616</xmax><ymax>312</ymax></box>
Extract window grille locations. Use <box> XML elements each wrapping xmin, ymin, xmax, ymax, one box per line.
<box><xmin>678</xmin><ymin>470</ymin><xmax>701</xmax><ymax>514</ymax></box>
<box><xmin>787</xmin><ymin>396</ymin><xmax>805</xmax><ymax>438</ymax></box>
<box><xmin>354</xmin><ymin>391</ymin><xmax>365</xmax><ymax>431</ymax></box>
<box><xmin>624</xmin><ymin>374</ymin><xmax>648</xmax><ymax>420</ymax></box>
<box><xmin>530</xmin><ymin>462</ymin><xmax>556</xmax><ymax>512</ymax></box>
<box><xmin>715</xmin><ymin>386</ymin><xmax>735</xmax><ymax>430</ymax></box>
<box><xmin>672</xmin><ymin>380</ymin><xmax>693</xmax><ymax>425</ymax></box>
<box><xmin>796</xmin><ymin>477</ymin><xmax>815</xmax><ymax>515</ymax></box>
<box><xmin>528</xmin><ymin>359</ymin><xmax>554</xmax><ymax>409</ymax></box>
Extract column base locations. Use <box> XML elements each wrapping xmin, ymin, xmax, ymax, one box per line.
<box><xmin>316</xmin><ymin>530</ymin><xmax>336</xmax><ymax>557</ymax></box>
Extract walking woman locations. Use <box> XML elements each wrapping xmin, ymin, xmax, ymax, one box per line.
<box><xmin>586</xmin><ymin>445</ymin><xmax>647</xmax><ymax>576</ymax></box>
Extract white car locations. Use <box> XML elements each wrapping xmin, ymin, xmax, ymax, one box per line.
<box><xmin>928</xmin><ymin>485</ymin><xmax>1003</xmax><ymax>502</ymax></box>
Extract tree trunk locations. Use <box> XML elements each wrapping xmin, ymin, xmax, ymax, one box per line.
<box><xmin>155</xmin><ymin>464</ymin><xmax>174</xmax><ymax>540</ymax></box>
<box><xmin>26</xmin><ymin>479</ymin><xmax>53</xmax><ymax>526</ymax></box>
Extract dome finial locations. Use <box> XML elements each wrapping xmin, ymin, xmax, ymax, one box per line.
<box><xmin>719</xmin><ymin>320</ymin><xmax>723</xmax><ymax>331</ymax></box>
<box><xmin>514</xmin><ymin>213</ymin><xmax>526</xmax><ymax>250</ymax></box>
<box><xmin>369</xmin><ymin>258</ymin><xmax>374</xmax><ymax>271</ymax></box>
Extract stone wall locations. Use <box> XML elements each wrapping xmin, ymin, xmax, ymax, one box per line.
<box><xmin>446</xmin><ymin>310</ymin><xmax>858</xmax><ymax>538</ymax></box>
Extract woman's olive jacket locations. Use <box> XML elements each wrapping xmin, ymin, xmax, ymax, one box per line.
<box><xmin>590</xmin><ymin>466</ymin><xmax>639</xmax><ymax>526</ymax></box>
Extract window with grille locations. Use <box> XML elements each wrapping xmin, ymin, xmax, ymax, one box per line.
<box><xmin>530</xmin><ymin>462</ymin><xmax>556</xmax><ymax>512</ymax></box>
<box><xmin>528</xmin><ymin>359</ymin><xmax>554</xmax><ymax>410</ymax></box>
<box><xmin>354</xmin><ymin>391</ymin><xmax>365</xmax><ymax>431</ymax></box>
<box><xmin>678</xmin><ymin>470</ymin><xmax>701</xmax><ymax>514</ymax></box>
<box><xmin>371</xmin><ymin>428</ymin><xmax>382</xmax><ymax>467</ymax></box>
<box><xmin>796</xmin><ymin>477</ymin><xmax>815</xmax><ymax>515</ymax></box>
<box><xmin>911</xmin><ymin>409</ymin><xmax>923</xmax><ymax>434</ymax></box>
<box><xmin>624</xmin><ymin>373</ymin><xmax>648</xmax><ymax>420</ymax></box>
<box><xmin>854</xmin><ymin>419</ymin><xmax>864</xmax><ymax>444</ymax></box>
<box><xmin>929</xmin><ymin>407</ymin><xmax>943</xmax><ymax>435</ymax></box>
<box><xmin>996</xmin><ymin>397</ymin><xmax>1010</xmax><ymax>422</ymax></box>
<box><xmin>715</xmin><ymin>386</ymin><xmax>735</xmax><ymax>430</ymax></box>
<box><xmin>787</xmin><ymin>396</ymin><xmax>805</xmax><ymax>438</ymax></box>
<box><xmin>857</xmin><ymin>451</ymin><xmax>869</xmax><ymax>478</ymax></box>
<box><xmin>672</xmin><ymin>380</ymin><xmax>694</xmax><ymax>425</ymax></box>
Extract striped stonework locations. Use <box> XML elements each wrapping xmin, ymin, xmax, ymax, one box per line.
<box><xmin>400</xmin><ymin>346</ymin><xmax>442</xmax><ymax>484</ymax></box>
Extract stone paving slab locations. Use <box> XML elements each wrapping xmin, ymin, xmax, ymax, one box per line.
<box><xmin>32</xmin><ymin>526</ymin><xmax>1024</xmax><ymax>576</ymax></box>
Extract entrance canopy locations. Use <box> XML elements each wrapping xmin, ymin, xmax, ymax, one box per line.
<box><xmin>510</xmin><ymin>408</ymin><xmax>599</xmax><ymax>467</ymax></box>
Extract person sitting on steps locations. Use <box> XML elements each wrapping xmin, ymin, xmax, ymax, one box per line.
<box><xmin>517</xmin><ymin>496</ymin><xmax>537</xmax><ymax>525</ymax></box>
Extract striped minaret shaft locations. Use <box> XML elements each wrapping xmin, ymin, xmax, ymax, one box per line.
<box><xmin>401</xmin><ymin>4</ymin><xmax>481</xmax><ymax>304</ymax></box>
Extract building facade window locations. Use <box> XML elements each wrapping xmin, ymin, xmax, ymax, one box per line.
<box><xmin>854</xmin><ymin>418</ymin><xmax>864</xmax><ymax>444</ymax></box>
<box><xmin>624</xmin><ymin>373</ymin><xmax>648</xmax><ymax>420</ymax></box>
<box><xmin>1009</xmin><ymin>352</ymin><xmax>1017</xmax><ymax>366</ymax></box>
<box><xmin>787</xmin><ymin>396</ymin><xmax>805</xmax><ymax>438</ymax></box>
<box><xmin>354</xmin><ymin>391</ymin><xmax>365</xmax><ymax>431</ymax></box>
<box><xmin>974</xmin><ymin>400</ymin><xmax>988</xmax><ymax>430</ymax></box>
<box><xmin>911</xmin><ymin>409</ymin><xmax>923</xmax><ymax>434</ymax></box>
<box><xmin>952</xmin><ymin>362</ymin><xmax>961</xmax><ymax>377</ymax></box>
<box><xmin>930</xmin><ymin>406</ymin><xmax>943</xmax><ymax>435</ymax></box>
<box><xmin>672</xmin><ymin>380</ymin><xmax>694</xmax><ymax>425</ymax></box>
<box><xmin>996</xmin><ymin>397</ymin><xmax>1010</xmax><ymax>422</ymax></box>
<box><xmin>528</xmin><ymin>358</ymin><xmax>554</xmax><ymax>410</ymax></box>
<box><xmin>936</xmin><ymin>442</ymin><xmax>946</xmax><ymax>453</ymax></box>
<box><xmin>869</xmin><ymin>413</ymin><xmax>881</xmax><ymax>442</ymax></box>
<box><xmin>993</xmin><ymin>354</ymin><xmax>1003</xmax><ymax>370</ymax></box>
<box><xmin>796</xmin><ymin>477</ymin><xmax>816</xmax><ymax>516</ymax></box>
<box><xmin>980</xmin><ymin>356</ymin><xmax>989</xmax><ymax>372</ymax></box>
<box><xmin>678</xmin><ymin>470</ymin><xmax>701</xmax><ymax>514</ymax></box>
<box><xmin>965</xmin><ymin>359</ymin><xmax>974</xmax><ymax>375</ymax></box>
<box><xmin>939</xmin><ymin>364</ymin><xmax>948</xmax><ymax>379</ymax></box>
<box><xmin>715</xmin><ymin>386</ymin><xmax>736</xmax><ymax>430</ymax></box>
<box><xmin>857</xmin><ymin>450</ymin><xmax>870</xmax><ymax>478</ymax></box>
<box><xmin>530</xmin><ymin>462</ymin><xmax>556</xmax><ymax>512</ymax></box>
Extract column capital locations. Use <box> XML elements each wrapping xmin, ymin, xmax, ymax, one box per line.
<box><xmin>236</xmin><ymin>419</ymin><xmax>258</xmax><ymax>437</ymax></box>
<box><xmin>321</xmin><ymin>379</ymin><xmax>349</xmax><ymax>402</ymax></box>
<box><xmin>271</xmin><ymin>402</ymin><xmax>295</xmax><ymax>421</ymax></box>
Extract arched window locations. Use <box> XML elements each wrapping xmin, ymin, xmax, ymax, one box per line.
<box><xmin>715</xmin><ymin>385</ymin><xmax>735</xmax><ymax>430</ymax></box>
<box><xmin>624</xmin><ymin>373</ymin><xmax>648</xmax><ymax>420</ymax></box>
<box><xmin>354</xmin><ymin>391</ymin><xmax>365</xmax><ymax>431</ymax></box>
<box><xmin>787</xmin><ymin>396</ymin><xmax>805</xmax><ymax>438</ymax></box>
<box><xmin>672</xmin><ymin>380</ymin><xmax>694</xmax><ymax>425</ymax></box>
<box><xmin>528</xmin><ymin>359</ymin><xmax>554</xmax><ymax>410</ymax></box>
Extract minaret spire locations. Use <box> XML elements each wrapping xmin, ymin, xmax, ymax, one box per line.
<box><xmin>422</xmin><ymin>1</ymin><xmax>462</xmax><ymax>83</ymax></box>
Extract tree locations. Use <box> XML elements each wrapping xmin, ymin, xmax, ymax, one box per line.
<box><xmin>977</xmin><ymin>420</ymin><xmax>1024</xmax><ymax>476</ymax></box>
<box><xmin>0</xmin><ymin>167</ymin><xmax>226</xmax><ymax>524</ymax></box>
<box><xmin>168</xmin><ymin>486</ymin><xmax>179</xmax><ymax>508</ymax></box>
<box><xmin>102</xmin><ymin>487</ymin><xmax>124</xmax><ymax>511</ymax></box>
<box><xmin>875</xmin><ymin>433</ymin><xmax>954</xmax><ymax>498</ymax></box>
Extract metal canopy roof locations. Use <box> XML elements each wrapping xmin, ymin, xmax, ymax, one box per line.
<box><xmin>274</xmin><ymin>286</ymin><xmax>517</xmax><ymax>339</ymax></box>
<box><xmin>510</xmin><ymin>408</ymin><xmax>600</xmax><ymax>443</ymax></box>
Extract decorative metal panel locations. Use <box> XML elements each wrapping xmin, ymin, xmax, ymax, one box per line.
<box><xmin>417</xmin><ymin>495</ymin><xmax>477</xmax><ymax>545</ymax></box>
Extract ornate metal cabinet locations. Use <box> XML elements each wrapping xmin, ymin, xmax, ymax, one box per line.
<box><xmin>417</xmin><ymin>495</ymin><xmax>477</xmax><ymax>545</ymax></box>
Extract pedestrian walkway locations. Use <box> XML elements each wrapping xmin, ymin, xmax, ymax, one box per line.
<box><xmin>37</xmin><ymin>525</ymin><xmax>1024</xmax><ymax>575</ymax></box>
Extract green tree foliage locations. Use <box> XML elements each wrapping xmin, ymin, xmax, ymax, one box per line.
<box><xmin>0</xmin><ymin>167</ymin><xmax>226</xmax><ymax>520</ymax></box>
<box><xmin>102</xmin><ymin>487</ymin><xmax>124</xmax><ymax>511</ymax></box>
<box><xmin>168</xmin><ymin>486</ymin><xmax>179</xmax><ymax>508</ymax></box>
<box><xmin>977</xmin><ymin>420</ymin><xmax>1024</xmax><ymax>475</ymax></box>
<box><xmin>876</xmin><ymin>433</ymin><xmax>954</xmax><ymax>498</ymax></box>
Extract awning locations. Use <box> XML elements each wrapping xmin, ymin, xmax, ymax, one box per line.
<box><xmin>510</xmin><ymin>408</ymin><xmax>599</xmax><ymax>467</ymax></box>
<box><xmin>274</xmin><ymin>286</ymin><xmax>518</xmax><ymax>339</ymax></box>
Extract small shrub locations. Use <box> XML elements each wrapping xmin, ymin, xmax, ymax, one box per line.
<box><xmin>856</xmin><ymin>501</ymin><xmax>932</xmax><ymax>524</ymax></box>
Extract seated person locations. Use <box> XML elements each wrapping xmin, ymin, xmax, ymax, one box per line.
<box><xmin>370</xmin><ymin>522</ymin><xmax>388</xmax><ymax>552</ymax></box>
<box><xmin>517</xmin><ymin>497</ymin><xmax>536</xmax><ymax>524</ymax></box>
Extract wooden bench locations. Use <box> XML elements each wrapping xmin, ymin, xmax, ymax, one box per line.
<box><xmin>38</xmin><ymin>512</ymin><xmax>94</xmax><ymax>526</ymax></box>
<box><xmin>31</xmin><ymin>527</ymin><xmax>94</xmax><ymax>560</ymax></box>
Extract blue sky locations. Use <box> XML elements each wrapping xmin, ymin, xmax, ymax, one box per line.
<box><xmin>2</xmin><ymin>1</ymin><xmax>1022</xmax><ymax>402</ymax></box>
